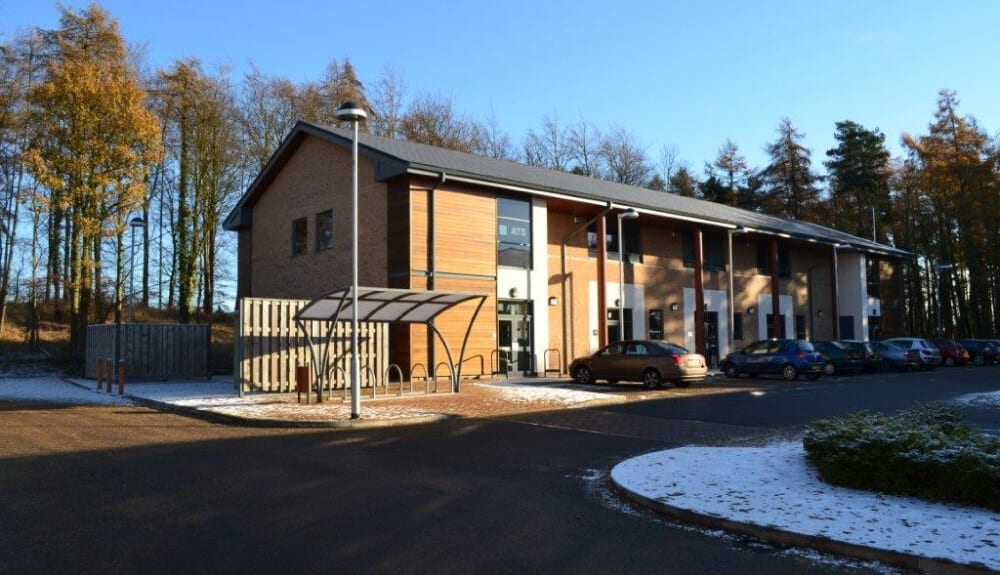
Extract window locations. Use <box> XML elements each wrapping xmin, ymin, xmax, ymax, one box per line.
<box><xmin>795</xmin><ymin>314</ymin><xmax>806</xmax><ymax>339</ymax></box>
<box><xmin>733</xmin><ymin>312</ymin><xmax>743</xmax><ymax>341</ymax></box>
<box><xmin>291</xmin><ymin>217</ymin><xmax>307</xmax><ymax>256</ymax></box>
<box><xmin>756</xmin><ymin>242</ymin><xmax>791</xmax><ymax>278</ymax></box>
<box><xmin>497</xmin><ymin>197</ymin><xmax>531</xmax><ymax>268</ymax></box>
<box><xmin>866</xmin><ymin>257</ymin><xmax>881</xmax><ymax>297</ymax></box>
<box><xmin>587</xmin><ymin>219</ymin><xmax>642</xmax><ymax>262</ymax></box>
<box><xmin>681</xmin><ymin>231</ymin><xmax>723</xmax><ymax>270</ymax></box>
<box><xmin>316</xmin><ymin>210</ymin><xmax>333</xmax><ymax>251</ymax></box>
<box><xmin>648</xmin><ymin>309</ymin><xmax>664</xmax><ymax>340</ymax></box>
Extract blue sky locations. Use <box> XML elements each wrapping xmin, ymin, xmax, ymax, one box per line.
<box><xmin>3</xmin><ymin>0</ymin><xmax>999</xmax><ymax>177</ymax></box>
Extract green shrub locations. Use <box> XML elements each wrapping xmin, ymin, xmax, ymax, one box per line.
<box><xmin>803</xmin><ymin>403</ymin><xmax>1000</xmax><ymax>511</ymax></box>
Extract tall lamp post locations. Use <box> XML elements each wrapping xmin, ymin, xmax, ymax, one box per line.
<box><xmin>335</xmin><ymin>101</ymin><xmax>367</xmax><ymax>419</ymax></box>
<box><xmin>935</xmin><ymin>263</ymin><xmax>953</xmax><ymax>336</ymax></box>
<box><xmin>616</xmin><ymin>208</ymin><xmax>639</xmax><ymax>341</ymax></box>
<box><xmin>128</xmin><ymin>216</ymin><xmax>146</xmax><ymax>324</ymax></box>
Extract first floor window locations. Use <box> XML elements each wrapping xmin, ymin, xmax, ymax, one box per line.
<box><xmin>291</xmin><ymin>217</ymin><xmax>307</xmax><ymax>256</ymax></box>
<box><xmin>316</xmin><ymin>210</ymin><xmax>333</xmax><ymax>251</ymax></box>
<box><xmin>498</xmin><ymin>197</ymin><xmax>532</xmax><ymax>268</ymax></box>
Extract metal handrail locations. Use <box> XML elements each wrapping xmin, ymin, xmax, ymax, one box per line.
<box><xmin>460</xmin><ymin>354</ymin><xmax>485</xmax><ymax>378</ymax></box>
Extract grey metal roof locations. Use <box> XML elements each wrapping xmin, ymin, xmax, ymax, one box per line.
<box><xmin>227</xmin><ymin>120</ymin><xmax>908</xmax><ymax>258</ymax></box>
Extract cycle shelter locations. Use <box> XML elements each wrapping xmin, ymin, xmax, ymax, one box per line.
<box><xmin>294</xmin><ymin>286</ymin><xmax>488</xmax><ymax>402</ymax></box>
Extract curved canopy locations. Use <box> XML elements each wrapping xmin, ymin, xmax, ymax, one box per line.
<box><xmin>293</xmin><ymin>286</ymin><xmax>488</xmax><ymax>401</ymax></box>
<box><xmin>294</xmin><ymin>286</ymin><xmax>487</xmax><ymax>324</ymax></box>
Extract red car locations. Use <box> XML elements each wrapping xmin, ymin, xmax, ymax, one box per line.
<box><xmin>932</xmin><ymin>339</ymin><xmax>970</xmax><ymax>367</ymax></box>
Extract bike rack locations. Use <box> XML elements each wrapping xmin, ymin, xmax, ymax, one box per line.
<box><xmin>543</xmin><ymin>348</ymin><xmax>562</xmax><ymax>377</ymax></box>
<box><xmin>433</xmin><ymin>362</ymin><xmax>454</xmax><ymax>393</ymax></box>
<box><xmin>384</xmin><ymin>364</ymin><xmax>407</xmax><ymax>396</ymax></box>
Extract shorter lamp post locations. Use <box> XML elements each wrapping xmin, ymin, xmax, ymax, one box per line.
<box><xmin>615</xmin><ymin>208</ymin><xmax>639</xmax><ymax>341</ymax></box>
<box><xmin>935</xmin><ymin>263</ymin><xmax>953</xmax><ymax>336</ymax></box>
<box><xmin>128</xmin><ymin>216</ymin><xmax>146</xmax><ymax>324</ymax></box>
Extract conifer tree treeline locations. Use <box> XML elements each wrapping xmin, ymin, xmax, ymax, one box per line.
<box><xmin>1</xmin><ymin>5</ymin><xmax>998</xmax><ymax>355</ymax></box>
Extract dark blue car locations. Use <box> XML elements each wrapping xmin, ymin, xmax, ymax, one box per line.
<box><xmin>722</xmin><ymin>339</ymin><xmax>825</xmax><ymax>381</ymax></box>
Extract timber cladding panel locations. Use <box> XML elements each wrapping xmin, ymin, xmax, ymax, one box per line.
<box><xmin>408</xmin><ymin>183</ymin><xmax>496</xmax><ymax>278</ymax></box>
<box><xmin>238</xmin><ymin>298</ymin><xmax>388</xmax><ymax>392</ymax></box>
<box><xmin>402</xmin><ymin>277</ymin><xmax>496</xmax><ymax>380</ymax></box>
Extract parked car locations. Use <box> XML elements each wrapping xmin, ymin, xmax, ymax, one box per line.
<box><xmin>721</xmin><ymin>339</ymin><xmax>825</xmax><ymax>381</ymax></box>
<box><xmin>881</xmin><ymin>338</ymin><xmax>942</xmax><ymax>369</ymax></box>
<box><xmin>838</xmin><ymin>340</ymin><xmax>882</xmax><ymax>372</ymax></box>
<box><xmin>956</xmin><ymin>339</ymin><xmax>998</xmax><ymax>365</ymax></box>
<box><xmin>871</xmin><ymin>341</ymin><xmax>921</xmax><ymax>371</ymax></box>
<box><xmin>569</xmin><ymin>340</ymin><xmax>708</xmax><ymax>389</ymax></box>
<box><xmin>932</xmin><ymin>339</ymin><xmax>970</xmax><ymax>367</ymax></box>
<box><xmin>811</xmin><ymin>340</ymin><xmax>865</xmax><ymax>375</ymax></box>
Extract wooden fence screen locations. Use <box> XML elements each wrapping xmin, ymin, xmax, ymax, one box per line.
<box><xmin>86</xmin><ymin>323</ymin><xmax>210</xmax><ymax>379</ymax></box>
<box><xmin>237</xmin><ymin>297</ymin><xmax>388</xmax><ymax>393</ymax></box>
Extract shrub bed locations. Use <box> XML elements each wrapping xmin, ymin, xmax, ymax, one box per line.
<box><xmin>803</xmin><ymin>403</ymin><xmax>1000</xmax><ymax>511</ymax></box>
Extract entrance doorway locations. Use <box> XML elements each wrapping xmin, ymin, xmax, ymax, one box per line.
<box><xmin>703</xmin><ymin>311</ymin><xmax>719</xmax><ymax>368</ymax></box>
<box><xmin>498</xmin><ymin>300</ymin><xmax>533</xmax><ymax>375</ymax></box>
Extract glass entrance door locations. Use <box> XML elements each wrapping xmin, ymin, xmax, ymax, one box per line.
<box><xmin>498</xmin><ymin>300</ymin><xmax>533</xmax><ymax>375</ymax></box>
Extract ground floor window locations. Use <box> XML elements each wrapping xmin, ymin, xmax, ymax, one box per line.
<box><xmin>648</xmin><ymin>309</ymin><xmax>664</xmax><ymax>340</ymax></box>
<box><xmin>608</xmin><ymin>308</ymin><xmax>633</xmax><ymax>343</ymax></box>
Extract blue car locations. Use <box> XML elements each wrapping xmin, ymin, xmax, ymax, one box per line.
<box><xmin>722</xmin><ymin>339</ymin><xmax>826</xmax><ymax>381</ymax></box>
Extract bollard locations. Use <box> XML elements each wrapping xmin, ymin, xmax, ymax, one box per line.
<box><xmin>295</xmin><ymin>365</ymin><xmax>309</xmax><ymax>404</ymax></box>
<box><xmin>106</xmin><ymin>358</ymin><xmax>114</xmax><ymax>392</ymax></box>
<box><xmin>118</xmin><ymin>360</ymin><xmax>126</xmax><ymax>395</ymax></box>
<box><xmin>96</xmin><ymin>359</ymin><xmax>104</xmax><ymax>391</ymax></box>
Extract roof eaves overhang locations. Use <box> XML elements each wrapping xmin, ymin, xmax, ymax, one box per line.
<box><xmin>406</xmin><ymin>167</ymin><xmax>735</xmax><ymax>229</ymax></box>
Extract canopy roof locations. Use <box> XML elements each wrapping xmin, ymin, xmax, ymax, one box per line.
<box><xmin>295</xmin><ymin>286</ymin><xmax>487</xmax><ymax>324</ymax></box>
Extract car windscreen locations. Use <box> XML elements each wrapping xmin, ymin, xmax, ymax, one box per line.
<box><xmin>795</xmin><ymin>341</ymin><xmax>816</xmax><ymax>352</ymax></box>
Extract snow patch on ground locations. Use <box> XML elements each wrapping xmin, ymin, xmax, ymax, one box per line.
<box><xmin>956</xmin><ymin>390</ymin><xmax>1000</xmax><ymax>408</ymax></box>
<box><xmin>0</xmin><ymin>376</ymin><xmax>134</xmax><ymax>406</ymax></box>
<box><xmin>482</xmin><ymin>380</ymin><xmax>624</xmax><ymax>406</ymax></box>
<box><xmin>612</xmin><ymin>442</ymin><xmax>1000</xmax><ymax>571</ymax></box>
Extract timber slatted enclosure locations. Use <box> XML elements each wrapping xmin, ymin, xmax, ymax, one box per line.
<box><xmin>86</xmin><ymin>324</ymin><xmax>210</xmax><ymax>379</ymax></box>
<box><xmin>237</xmin><ymin>297</ymin><xmax>388</xmax><ymax>393</ymax></box>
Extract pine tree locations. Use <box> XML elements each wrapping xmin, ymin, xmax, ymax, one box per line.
<box><xmin>761</xmin><ymin>118</ymin><xmax>821</xmax><ymax>220</ymax></box>
<box><xmin>824</xmin><ymin>121</ymin><xmax>891</xmax><ymax>241</ymax></box>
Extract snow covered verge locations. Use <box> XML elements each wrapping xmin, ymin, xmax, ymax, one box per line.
<box><xmin>0</xmin><ymin>375</ymin><xmax>134</xmax><ymax>406</ymax></box>
<box><xmin>611</xmin><ymin>441</ymin><xmax>1000</xmax><ymax>572</ymax></box>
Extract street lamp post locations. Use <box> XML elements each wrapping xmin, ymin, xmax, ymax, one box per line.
<box><xmin>128</xmin><ymin>216</ymin><xmax>146</xmax><ymax>324</ymax></box>
<box><xmin>335</xmin><ymin>101</ymin><xmax>367</xmax><ymax>419</ymax></box>
<box><xmin>935</xmin><ymin>263</ymin><xmax>953</xmax><ymax>336</ymax></box>
<box><xmin>616</xmin><ymin>208</ymin><xmax>639</xmax><ymax>342</ymax></box>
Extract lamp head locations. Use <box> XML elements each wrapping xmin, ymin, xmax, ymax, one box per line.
<box><xmin>335</xmin><ymin>101</ymin><xmax>368</xmax><ymax>122</ymax></box>
<box><xmin>619</xmin><ymin>208</ymin><xmax>639</xmax><ymax>220</ymax></box>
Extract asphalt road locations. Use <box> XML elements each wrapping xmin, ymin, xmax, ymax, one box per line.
<box><xmin>2</xmin><ymin>368</ymin><xmax>996</xmax><ymax>575</ymax></box>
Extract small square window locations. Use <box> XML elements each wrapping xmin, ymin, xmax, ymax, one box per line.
<box><xmin>316</xmin><ymin>210</ymin><xmax>333</xmax><ymax>251</ymax></box>
<box><xmin>291</xmin><ymin>217</ymin><xmax>307</xmax><ymax>257</ymax></box>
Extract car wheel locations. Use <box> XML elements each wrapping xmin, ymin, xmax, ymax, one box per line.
<box><xmin>823</xmin><ymin>362</ymin><xmax>835</xmax><ymax>376</ymax></box>
<box><xmin>782</xmin><ymin>364</ymin><xmax>799</xmax><ymax>381</ymax></box>
<box><xmin>723</xmin><ymin>362</ymin><xmax>740</xmax><ymax>379</ymax></box>
<box><xmin>573</xmin><ymin>365</ymin><xmax>593</xmax><ymax>385</ymax></box>
<box><xmin>944</xmin><ymin>356</ymin><xmax>955</xmax><ymax>367</ymax></box>
<box><xmin>974</xmin><ymin>355</ymin><xmax>985</xmax><ymax>366</ymax></box>
<box><xmin>642</xmin><ymin>368</ymin><xmax>662</xmax><ymax>389</ymax></box>
<box><xmin>673</xmin><ymin>379</ymin><xmax>692</xmax><ymax>389</ymax></box>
